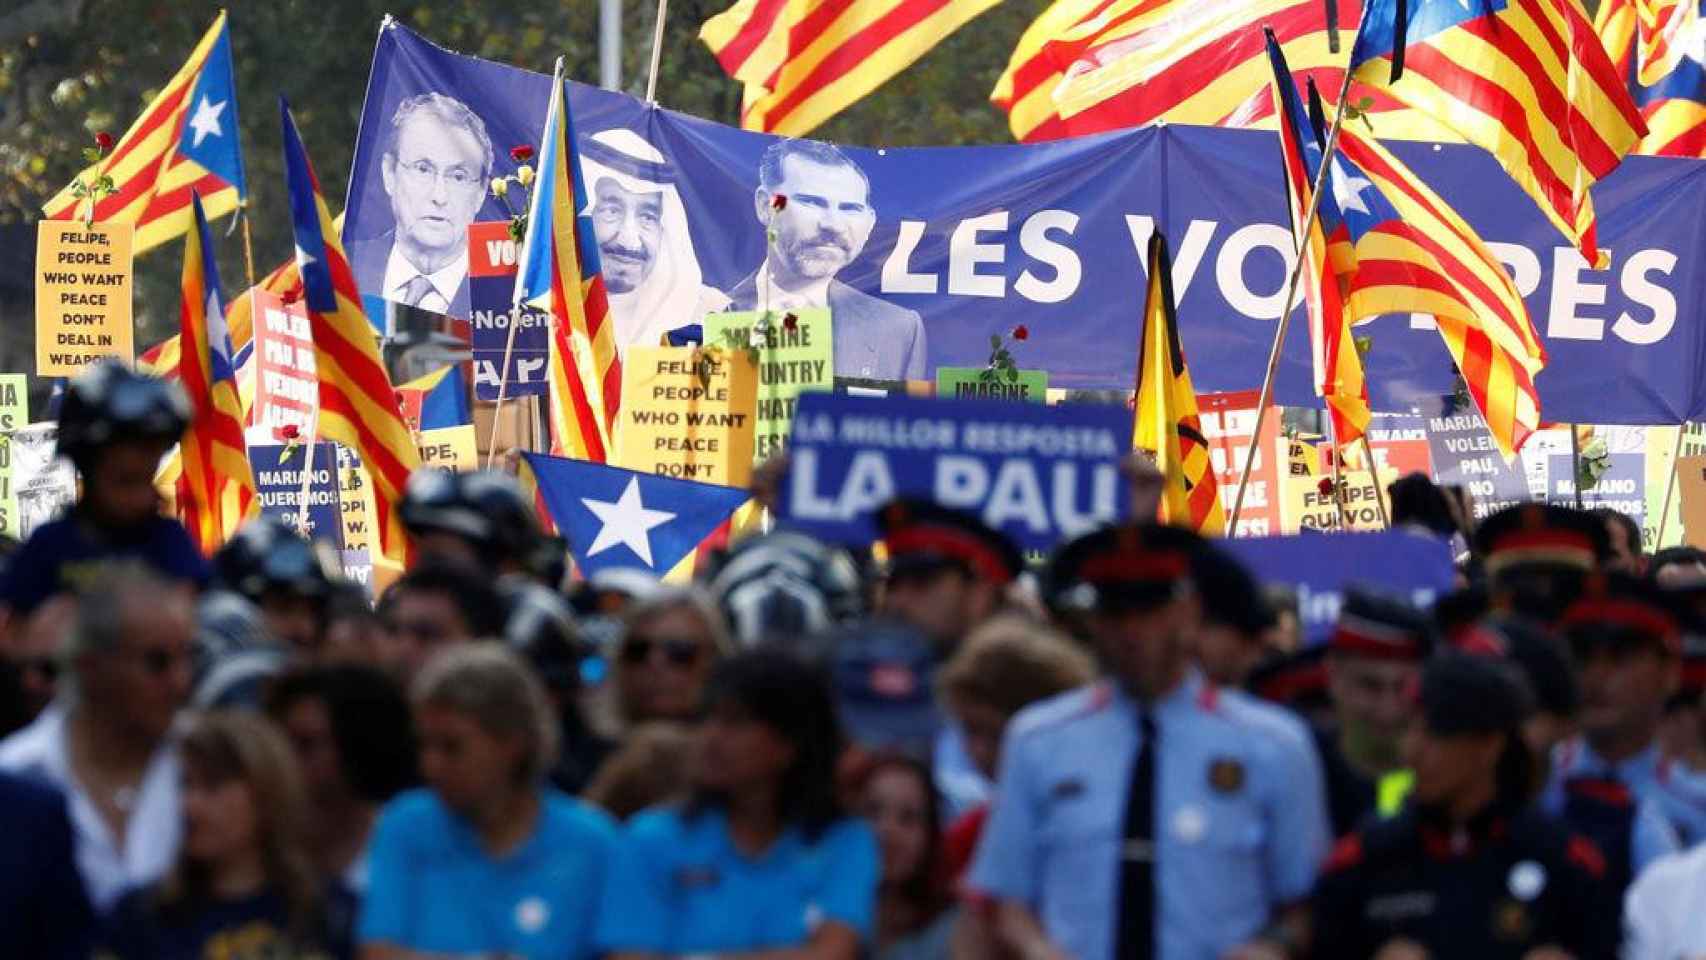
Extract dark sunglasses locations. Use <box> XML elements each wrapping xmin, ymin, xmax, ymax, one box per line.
<box><xmin>620</xmin><ymin>636</ymin><xmax>705</xmax><ymax>667</ymax></box>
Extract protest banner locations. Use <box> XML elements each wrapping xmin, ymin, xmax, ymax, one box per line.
<box><xmin>251</xmin><ymin>288</ymin><xmax>318</xmax><ymax>437</ymax></box>
<box><xmin>35</xmin><ymin>221</ymin><xmax>134</xmax><ymax>376</ymax></box>
<box><xmin>0</xmin><ymin>436</ymin><xmax>16</xmax><ymax>540</ymax></box>
<box><xmin>335</xmin><ymin>445</ymin><xmax>376</xmax><ymax>590</ymax></box>
<box><xmin>781</xmin><ymin>391</ymin><xmax>1131</xmax><ymax>551</ymax></box>
<box><xmin>1645</xmin><ymin>425</ymin><xmax>1706</xmax><ymax>548</ymax></box>
<box><xmin>1549</xmin><ymin>453</ymin><xmax>1646</xmax><ymax>529</ymax></box>
<box><xmin>347</xmin><ymin>22</ymin><xmax>1706</xmax><ymax>425</ymax></box>
<box><xmin>1200</xmin><ymin>391</ymin><xmax>1283</xmax><ymax>537</ymax></box>
<box><xmin>0</xmin><ymin>376</ymin><xmax>28</xmax><ymax>434</ymax></box>
<box><xmin>703</xmin><ymin>309</ymin><xmax>833</xmax><ymax>463</ymax></box>
<box><xmin>616</xmin><ymin>347</ymin><xmax>757</xmax><ymax>486</ymax></box>
<box><xmin>1282</xmin><ymin>469</ymin><xmax>1397</xmax><ymax>533</ymax></box>
<box><xmin>11</xmin><ymin>424</ymin><xmax>75</xmax><ymax>538</ymax></box>
<box><xmin>936</xmin><ymin>367</ymin><xmax>1048</xmax><ymax>404</ymax></box>
<box><xmin>1223</xmin><ymin>530</ymin><xmax>1456</xmax><ymax>646</ymax></box>
<box><xmin>1426</xmin><ymin>411</ymin><xmax>1531</xmax><ymax>521</ymax></box>
<box><xmin>1363</xmin><ymin>415</ymin><xmax>1433</xmax><ymax>477</ymax></box>
<box><xmin>467</xmin><ymin>222</ymin><xmax>549</xmax><ymax>400</ymax></box>
<box><xmin>1677</xmin><ymin>456</ymin><xmax>1706</xmax><ymax>548</ymax></box>
<box><xmin>416</xmin><ymin>425</ymin><xmax>479</xmax><ymax>473</ymax></box>
<box><xmin>250</xmin><ymin>443</ymin><xmax>344</xmax><ymax>547</ymax></box>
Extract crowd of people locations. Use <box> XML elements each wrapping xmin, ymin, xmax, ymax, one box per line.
<box><xmin>7</xmin><ymin>361</ymin><xmax>1706</xmax><ymax>959</ymax></box>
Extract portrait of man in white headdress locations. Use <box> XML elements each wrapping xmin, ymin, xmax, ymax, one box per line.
<box><xmin>579</xmin><ymin>128</ymin><xmax>729</xmax><ymax>352</ymax></box>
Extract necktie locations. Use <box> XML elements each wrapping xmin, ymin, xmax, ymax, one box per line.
<box><xmin>400</xmin><ymin>274</ymin><xmax>436</xmax><ymax>307</ymax></box>
<box><xmin>1116</xmin><ymin>709</ymin><xmax>1157</xmax><ymax>959</ymax></box>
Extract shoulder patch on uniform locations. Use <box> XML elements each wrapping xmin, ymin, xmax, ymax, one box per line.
<box><xmin>1325</xmin><ymin>833</ymin><xmax>1364</xmax><ymax>874</ymax></box>
<box><xmin>1195</xmin><ymin>682</ymin><xmax>1220</xmax><ymax>712</ymax></box>
<box><xmin>1566</xmin><ymin>835</ymin><xmax>1606</xmax><ymax>879</ymax></box>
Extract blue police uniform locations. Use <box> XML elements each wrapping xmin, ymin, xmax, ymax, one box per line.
<box><xmin>1543</xmin><ymin>739</ymin><xmax>1684</xmax><ymax>878</ymax></box>
<box><xmin>601</xmin><ymin>806</ymin><xmax>879</xmax><ymax>953</ymax></box>
<box><xmin>967</xmin><ymin>671</ymin><xmax>1331</xmax><ymax>960</ymax></box>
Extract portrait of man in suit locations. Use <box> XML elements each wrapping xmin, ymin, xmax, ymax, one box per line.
<box><xmin>725</xmin><ymin>139</ymin><xmax>927</xmax><ymax>381</ymax></box>
<box><xmin>347</xmin><ymin>92</ymin><xmax>494</xmax><ymax>318</ymax></box>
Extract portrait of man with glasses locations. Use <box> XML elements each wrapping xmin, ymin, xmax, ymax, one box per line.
<box><xmin>348</xmin><ymin>92</ymin><xmax>494</xmax><ymax>318</ymax></box>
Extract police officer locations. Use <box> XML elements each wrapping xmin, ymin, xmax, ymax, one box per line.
<box><xmin>397</xmin><ymin>468</ymin><xmax>546</xmax><ymax>578</ymax></box>
<box><xmin>2</xmin><ymin>361</ymin><xmax>205</xmax><ymax>620</ymax></box>
<box><xmin>1473</xmin><ymin>503</ymin><xmax>1609</xmax><ymax>625</ymax></box>
<box><xmin>1312</xmin><ymin>653</ymin><xmax>1616</xmax><ymax>960</ymax></box>
<box><xmin>1190</xmin><ymin>542</ymin><xmax>1276</xmax><ymax>688</ymax></box>
<box><xmin>210</xmin><ymin>515</ymin><xmax>340</xmax><ymax>655</ymax></box>
<box><xmin>1316</xmin><ymin>588</ymin><xmax>1432</xmax><ymax>837</ymax></box>
<box><xmin>967</xmin><ymin>523</ymin><xmax>1329</xmax><ymax>960</ymax></box>
<box><xmin>1544</xmin><ymin>574</ymin><xmax>1704</xmax><ymax>896</ymax></box>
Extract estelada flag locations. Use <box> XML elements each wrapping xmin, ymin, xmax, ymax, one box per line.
<box><xmin>1133</xmin><ymin>231</ymin><xmax>1225</xmax><ymax>536</ymax></box>
<box><xmin>280</xmin><ymin>97</ymin><xmax>419</xmax><ymax>564</ymax></box>
<box><xmin>42</xmin><ymin>11</ymin><xmax>246</xmax><ymax>253</ymax></box>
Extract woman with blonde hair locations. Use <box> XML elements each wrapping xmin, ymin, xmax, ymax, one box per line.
<box><xmin>106</xmin><ymin>710</ymin><xmax>338</xmax><ymax>958</ymax></box>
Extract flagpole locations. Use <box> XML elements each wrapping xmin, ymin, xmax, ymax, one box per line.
<box><xmin>1360</xmin><ymin>433</ymin><xmax>1391</xmax><ymax>527</ymax></box>
<box><xmin>296</xmin><ymin>427</ymin><xmax>317</xmax><ymax>537</ymax></box>
<box><xmin>484</xmin><ymin>308</ymin><xmax>525</xmax><ymax>470</ymax></box>
<box><xmin>239</xmin><ymin>204</ymin><xmax>258</xmax><ymax>291</ymax></box>
<box><xmin>1325</xmin><ymin>418</ymin><xmax>1354</xmax><ymax>529</ymax></box>
<box><xmin>1229</xmin><ymin>67</ymin><xmax>1357</xmax><ymax>533</ymax></box>
<box><xmin>1570</xmin><ymin>426</ymin><xmax>1585</xmax><ymax>509</ymax></box>
<box><xmin>645</xmin><ymin>0</ymin><xmax>670</xmax><ymax>104</ymax></box>
<box><xmin>1657</xmin><ymin>424</ymin><xmax>1688</xmax><ymax>548</ymax></box>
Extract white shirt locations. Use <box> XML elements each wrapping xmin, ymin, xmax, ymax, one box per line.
<box><xmin>0</xmin><ymin>702</ymin><xmax>181</xmax><ymax>913</ymax></box>
<box><xmin>382</xmin><ymin>242</ymin><xmax>467</xmax><ymax>314</ymax></box>
<box><xmin>754</xmin><ymin>261</ymin><xmax>832</xmax><ymax>312</ymax></box>
<box><xmin>1625</xmin><ymin>842</ymin><xmax>1706</xmax><ymax>960</ymax></box>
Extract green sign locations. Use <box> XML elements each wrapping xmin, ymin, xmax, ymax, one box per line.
<box><xmin>703</xmin><ymin>308</ymin><xmax>833</xmax><ymax>463</ymax></box>
<box><xmin>936</xmin><ymin>366</ymin><xmax>1048</xmax><ymax>403</ymax></box>
<box><xmin>0</xmin><ymin>376</ymin><xmax>27</xmax><ymax>538</ymax></box>
<box><xmin>0</xmin><ymin>375</ymin><xmax>26</xmax><ymax>432</ymax></box>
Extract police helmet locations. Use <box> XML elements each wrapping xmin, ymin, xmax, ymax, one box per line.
<box><xmin>213</xmin><ymin>515</ymin><xmax>338</xmax><ymax>605</ymax></box>
<box><xmin>709</xmin><ymin>530</ymin><xmax>864</xmax><ymax>648</ymax></box>
<box><xmin>399</xmin><ymin>468</ymin><xmax>541</xmax><ymax>564</ymax></box>
<box><xmin>56</xmin><ymin>361</ymin><xmax>190</xmax><ymax>469</ymax></box>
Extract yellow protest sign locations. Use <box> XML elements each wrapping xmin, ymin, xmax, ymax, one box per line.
<box><xmin>416</xmin><ymin>425</ymin><xmax>479</xmax><ymax>473</ymax></box>
<box><xmin>616</xmin><ymin>347</ymin><xmax>757</xmax><ymax>487</ymax></box>
<box><xmin>35</xmin><ymin>221</ymin><xmax>135</xmax><ymax>376</ymax></box>
<box><xmin>335</xmin><ymin>445</ymin><xmax>377</xmax><ymax>592</ymax></box>
<box><xmin>1282</xmin><ymin>469</ymin><xmax>1397</xmax><ymax>533</ymax></box>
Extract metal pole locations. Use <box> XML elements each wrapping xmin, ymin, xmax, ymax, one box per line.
<box><xmin>645</xmin><ymin>0</ymin><xmax>669</xmax><ymax>104</ymax></box>
<box><xmin>1570</xmin><ymin>426</ymin><xmax>1585</xmax><ymax>509</ymax></box>
<box><xmin>600</xmin><ymin>0</ymin><xmax>622</xmax><ymax>90</ymax></box>
<box><xmin>1657</xmin><ymin>424</ymin><xmax>1688</xmax><ymax>548</ymax></box>
<box><xmin>1229</xmin><ymin>67</ymin><xmax>1357</xmax><ymax>532</ymax></box>
<box><xmin>1360</xmin><ymin>433</ymin><xmax>1391</xmax><ymax>528</ymax></box>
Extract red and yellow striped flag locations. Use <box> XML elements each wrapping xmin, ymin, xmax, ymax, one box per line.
<box><xmin>42</xmin><ymin>12</ymin><xmax>246</xmax><ymax>253</ymax></box>
<box><xmin>280</xmin><ymin>98</ymin><xmax>419</xmax><ymax>564</ymax></box>
<box><xmin>176</xmin><ymin>191</ymin><xmax>255</xmax><ymax>554</ymax></box>
<box><xmin>1349</xmin><ymin>0</ymin><xmax>1646</xmax><ymax>267</ymax></box>
<box><xmin>1134</xmin><ymin>231</ymin><xmax>1225</xmax><ymax>536</ymax></box>
<box><xmin>1596</xmin><ymin>0</ymin><xmax>1706</xmax><ymax>157</ymax></box>
<box><xmin>702</xmin><ymin>0</ymin><xmax>1002</xmax><ymax>135</ymax></box>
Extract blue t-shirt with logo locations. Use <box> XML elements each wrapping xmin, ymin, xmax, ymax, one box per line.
<box><xmin>602</xmin><ymin>805</ymin><xmax>879</xmax><ymax>953</ymax></box>
<box><xmin>2</xmin><ymin>513</ymin><xmax>207</xmax><ymax>616</ymax></box>
<box><xmin>357</xmin><ymin>788</ymin><xmax>619</xmax><ymax>960</ymax></box>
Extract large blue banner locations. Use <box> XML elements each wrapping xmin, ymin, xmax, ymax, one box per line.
<box><xmin>780</xmin><ymin>392</ymin><xmax>1132</xmax><ymax>551</ymax></box>
<box><xmin>345</xmin><ymin>21</ymin><xmax>1706</xmax><ymax>425</ymax></box>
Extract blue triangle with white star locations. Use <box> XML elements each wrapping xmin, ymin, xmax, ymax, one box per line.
<box><xmin>179</xmin><ymin>19</ymin><xmax>245</xmax><ymax>198</ymax></box>
<box><xmin>522</xmin><ymin>453</ymin><xmax>751</xmax><ymax>576</ymax></box>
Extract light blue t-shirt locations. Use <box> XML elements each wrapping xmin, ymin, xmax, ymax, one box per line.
<box><xmin>602</xmin><ymin>805</ymin><xmax>880</xmax><ymax>953</ymax></box>
<box><xmin>357</xmin><ymin>787</ymin><xmax>619</xmax><ymax>960</ymax></box>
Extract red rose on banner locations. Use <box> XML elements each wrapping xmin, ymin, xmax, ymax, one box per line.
<box><xmin>509</xmin><ymin>144</ymin><xmax>535</xmax><ymax>163</ymax></box>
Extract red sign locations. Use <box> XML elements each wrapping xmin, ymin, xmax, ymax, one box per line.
<box><xmin>1199</xmin><ymin>390</ymin><xmax>1284</xmax><ymax>538</ymax></box>
<box><xmin>251</xmin><ymin>288</ymin><xmax>317</xmax><ymax>437</ymax></box>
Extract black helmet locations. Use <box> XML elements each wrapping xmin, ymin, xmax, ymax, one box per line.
<box><xmin>709</xmin><ymin>530</ymin><xmax>864</xmax><ymax>648</ymax></box>
<box><xmin>501</xmin><ymin>581</ymin><xmax>588</xmax><ymax>693</ymax></box>
<box><xmin>57</xmin><ymin>361</ymin><xmax>190</xmax><ymax>469</ymax></box>
<box><xmin>399</xmin><ymin>469</ymin><xmax>541</xmax><ymax>565</ymax></box>
<box><xmin>213</xmin><ymin>516</ymin><xmax>338</xmax><ymax>604</ymax></box>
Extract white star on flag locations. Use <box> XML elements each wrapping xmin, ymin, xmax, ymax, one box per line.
<box><xmin>1331</xmin><ymin>159</ymin><xmax>1374</xmax><ymax>215</ymax></box>
<box><xmin>188</xmin><ymin>95</ymin><xmax>228</xmax><ymax>148</ymax></box>
<box><xmin>581</xmin><ymin>477</ymin><xmax>676</xmax><ymax>567</ymax></box>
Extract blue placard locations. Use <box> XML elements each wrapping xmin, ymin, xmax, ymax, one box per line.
<box><xmin>1222</xmin><ymin>530</ymin><xmax>1457</xmax><ymax>647</ymax></box>
<box><xmin>780</xmin><ymin>392</ymin><xmax>1132</xmax><ymax>551</ymax></box>
<box><xmin>1547</xmin><ymin>452</ymin><xmax>1646</xmax><ymax>527</ymax></box>
<box><xmin>249</xmin><ymin>442</ymin><xmax>345</xmax><ymax>549</ymax></box>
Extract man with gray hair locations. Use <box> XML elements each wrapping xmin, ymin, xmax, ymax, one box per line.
<box><xmin>349</xmin><ymin>92</ymin><xmax>495</xmax><ymax>317</ymax></box>
<box><xmin>724</xmin><ymin>138</ymin><xmax>928</xmax><ymax>382</ymax></box>
<box><xmin>0</xmin><ymin>564</ymin><xmax>195</xmax><ymax>914</ymax></box>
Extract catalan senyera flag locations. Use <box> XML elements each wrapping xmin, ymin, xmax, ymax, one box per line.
<box><xmin>702</xmin><ymin>0</ymin><xmax>1001</xmax><ymax>135</ymax></box>
<box><xmin>280</xmin><ymin>98</ymin><xmax>418</xmax><ymax>564</ymax></box>
<box><xmin>42</xmin><ymin>12</ymin><xmax>246</xmax><ymax>253</ymax></box>
<box><xmin>1597</xmin><ymin>0</ymin><xmax>1706</xmax><ymax>156</ymax></box>
<box><xmin>994</xmin><ymin>0</ymin><xmax>1459</xmax><ymax>143</ymax></box>
<box><xmin>176</xmin><ymin>192</ymin><xmax>255</xmax><ymax>554</ymax></box>
<box><xmin>1349</xmin><ymin>0</ymin><xmax>1646</xmax><ymax>267</ymax></box>
<box><xmin>1325</xmin><ymin>120</ymin><xmax>1547</xmax><ymax>459</ymax></box>
<box><xmin>1266</xmin><ymin>31</ymin><xmax>1370</xmax><ymax>449</ymax></box>
<box><xmin>1133</xmin><ymin>231</ymin><xmax>1224</xmax><ymax>535</ymax></box>
<box><xmin>514</xmin><ymin>64</ymin><xmax>618</xmax><ymax>462</ymax></box>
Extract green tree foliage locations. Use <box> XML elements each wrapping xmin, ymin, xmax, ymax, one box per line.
<box><xmin>0</xmin><ymin>0</ymin><xmax>1047</xmax><ymax>361</ymax></box>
